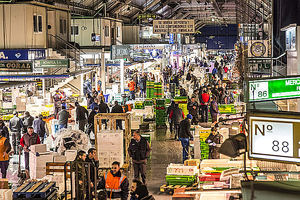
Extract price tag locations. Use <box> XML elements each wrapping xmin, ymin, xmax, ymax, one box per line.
<box><xmin>249</xmin><ymin>81</ymin><xmax>269</xmax><ymax>101</ymax></box>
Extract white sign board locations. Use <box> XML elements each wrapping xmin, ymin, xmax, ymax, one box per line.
<box><xmin>249</xmin><ymin>115</ymin><xmax>300</xmax><ymax>163</ymax></box>
<box><xmin>153</xmin><ymin>20</ymin><xmax>195</xmax><ymax>34</ymax></box>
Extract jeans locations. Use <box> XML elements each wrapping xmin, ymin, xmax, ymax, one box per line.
<box><xmin>130</xmin><ymin>91</ymin><xmax>135</xmax><ymax>100</ymax></box>
<box><xmin>11</xmin><ymin>131</ymin><xmax>21</xmax><ymax>153</ymax></box>
<box><xmin>0</xmin><ymin>161</ymin><xmax>9</xmax><ymax>178</ymax></box>
<box><xmin>59</xmin><ymin>124</ymin><xmax>68</xmax><ymax>130</ymax></box>
<box><xmin>201</xmin><ymin>105</ymin><xmax>208</xmax><ymax>122</ymax></box>
<box><xmin>179</xmin><ymin>138</ymin><xmax>190</xmax><ymax>163</ymax></box>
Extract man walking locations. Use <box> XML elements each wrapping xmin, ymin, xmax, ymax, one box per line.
<box><xmin>128</xmin><ymin>131</ymin><xmax>151</xmax><ymax>184</ymax></box>
<box><xmin>22</xmin><ymin>111</ymin><xmax>34</xmax><ymax>134</ymax></box>
<box><xmin>20</xmin><ymin>127</ymin><xmax>40</xmax><ymax>172</ymax></box>
<box><xmin>210</xmin><ymin>96</ymin><xmax>219</xmax><ymax>123</ymax></box>
<box><xmin>33</xmin><ymin>114</ymin><xmax>48</xmax><ymax>144</ymax></box>
<box><xmin>178</xmin><ymin>114</ymin><xmax>193</xmax><ymax>163</ymax></box>
<box><xmin>98</xmin><ymin>161</ymin><xmax>129</xmax><ymax>200</ymax></box>
<box><xmin>0</xmin><ymin>120</ymin><xmax>9</xmax><ymax>141</ymax></box>
<box><xmin>128</xmin><ymin>79</ymin><xmax>136</xmax><ymax>100</ymax></box>
<box><xmin>75</xmin><ymin>102</ymin><xmax>89</xmax><ymax>132</ymax></box>
<box><xmin>169</xmin><ymin>103</ymin><xmax>184</xmax><ymax>139</ymax></box>
<box><xmin>9</xmin><ymin>111</ymin><xmax>23</xmax><ymax>154</ymax></box>
<box><xmin>111</xmin><ymin>101</ymin><xmax>124</xmax><ymax>130</ymax></box>
<box><xmin>57</xmin><ymin>105</ymin><xmax>71</xmax><ymax>130</ymax></box>
<box><xmin>98</xmin><ymin>100</ymin><xmax>110</xmax><ymax>129</ymax></box>
<box><xmin>86</xmin><ymin>148</ymin><xmax>99</xmax><ymax>195</ymax></box>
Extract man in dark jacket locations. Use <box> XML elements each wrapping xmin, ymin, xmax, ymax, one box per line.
<box><xmin>210</xmin><ymin>97</ymin><xmax>219</xmax><ymax>123</ymax></box>
<box><xmin>169</xmin><ymin>104</ymin><xmax>184</xmax><ymax>139</ymax></box>
<box><xmin>33</xmin><ymin>115</ymin><xmax>47</xmax><ymax>144</ymax></box>
<box><xmin>167</xmin><ymin>101</ymin><xmax>176</xmax><ymax>133</ymax></box>
<box><xmin>205</xmin><ymin>127</ymin><xmax>223</xmax><ymax>159</ymax></box>
<box><xmin>111</xmin><ymin>101</ymin><xmax>124</xmax><ymax>130</ymax></box>
<box><xmin>86</xmin><ymin>148</ymin><xmax>99</xmax><ymax>199</ymax></box>
<box><xmin>87</xmin><ymin>106</ymin><xmax>99</xmax><ymax>138</ymax></box>
<box><xmin>20</xmin><ymin>127</ymin><xmax>40</xmax><ymax>171</ymax></box>
<box><xmin>128</xmin><ymin>131</ymin><xmax>151</xmax><ymax>184</ymax></box>
<box><xmin>9</xmin><ymin>111</ymin><xmax>23</xmax><ymax>154</ymax></box>
<box><xmin>57</xmin><ymin>105</ymin><xmax>71</xmax><ymax>130</ymax></box>
<box><xmin>75</xmin><ymin>102</ymin><xmax>89</xmax><ymax>132</ymax></box>
<box><xmin>0</xmin><ymin>120</ymin><xmax>9</xmax><ymax>141</ymax></box>
<box><xmin>72</xmin><ymin>150</ymin><xmax>87</xmax><ymax>200</ymax></box>
<box><xmin>99</xmin><ymin>100</ymin><xmax>110</xmax><ymax>129</ymax></box>
<box><xmin>22</xmin><ymin>111</ymin><xmax>34</xmax><ymax>134</ymax></box>
<box><xmin>98</xmin><ymin>161</ymin><xmax>129</xmax><ymax>200</ymax></box>
<box><xmin>178</xmin><ymin>114</ymin><xmax>193</xmax><ymax>163</ymax></box>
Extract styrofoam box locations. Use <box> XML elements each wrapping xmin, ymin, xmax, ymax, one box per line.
<box><xmin>65</xmin><ymin>150</ymin><xmax>77</xmax><ymax>161</ymax></box>
<box><xmin>29</xmin><ymin>144</ymin><xmax>47</xmax><ymax>153</ymax></box>
<box><xmin>167</xmin><ymin>164</ymin><xmax>199</xmax><ymax>176</ymax></box>
<box><xmin>0</xmin><ymin>189</ymin><xmax>12</xmax><ymax>200</ymax></box>
<box><xmin>53</xmin><ymin>155</ymin><xmax>67</xmax><ymax>162</ymax></box>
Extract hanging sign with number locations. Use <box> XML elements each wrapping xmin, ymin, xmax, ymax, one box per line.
<box><xmin>249</xmin><ymin>112</ymin><xmax>300</xmax><ymax>163</ymax></box>
<box><xmin>248</xmin><ymin>76</ymin><xmax>300</xmax><ymax>102</ymax></box>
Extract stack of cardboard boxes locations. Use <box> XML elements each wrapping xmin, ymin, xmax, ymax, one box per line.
<box><xmin>97</xmin><ymin>130</ymin><xmax>124</xmax><ymax>168</ymax></box>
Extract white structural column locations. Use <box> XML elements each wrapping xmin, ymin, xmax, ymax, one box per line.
<box><xmin>101</xmin><ymin>48</ymin><xmax>106</xmax><ymax>92</ymax></box>
<box><xmin>81</xmin><ymin>74</ymin><xmax>84</xmax><ymax>96</ymax></box>
<box><xmin>120</xmin><ymin>59</ymin><xmax>125</xmax><ymax>93</ymax></box>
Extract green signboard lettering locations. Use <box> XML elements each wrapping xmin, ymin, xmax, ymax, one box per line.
<box><xmin>38</xmin><ymin>59</ymin><xmax>69</xmax><ymax>68</ymax></box>
<box><xmin>249</xmin><ymin>76</ymin><xmax>300</xmax><ymax>102</ymax></box>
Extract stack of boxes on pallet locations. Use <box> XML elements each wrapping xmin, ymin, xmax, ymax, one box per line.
<box><xmin>166</xmin><ymin>163</ymin><xmax>199</xmax><ymax>186</ymax></box>
<box><xmin>146</xmin><ymin>81</ymin><xmax>154</xmax><ymax>98</ymax></box>
<box><xmin>154</xmin><ymin>82</ymin><xmax>163</xmax><ymax>98</ymax></box>
<box><xmin>155</xmin><ymin>99</ymin><xmax>166</xmax><ymax>126</ymax></box>
<box><xmin>97</xmin><ymin>130</ymin><xmax>124</xmax><ymax>168</ymax></box>
<box><xmin>29</xmin><ymin>144</ymin><xmax>76</xmax><ymax>179</ymax></box>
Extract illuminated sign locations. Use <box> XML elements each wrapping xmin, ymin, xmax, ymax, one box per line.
<box><xmin>0</xmin><ymin>62</ymin><xmax>33</xmax><ymax>72</ymax></box>
<box><xmin>248</xmin><ymin>76</ymin><xmax>300</xmax><ymax>102</ymax></box>
<box><xmin>249</xmin><ymin>112</ymin><xmax>300</xmax><ymax>163</ymax></box>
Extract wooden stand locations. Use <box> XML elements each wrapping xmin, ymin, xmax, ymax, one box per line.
<box><xmin>94</xmin><ymin>113</ymin><xmax>131</xmax><ymax>169</ymax></box>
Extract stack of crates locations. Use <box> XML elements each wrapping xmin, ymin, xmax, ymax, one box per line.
<box><xmin>199</xmin><ymin>129</ymin><xmax>211</xmax><ymax>160</ymax></box>
<box><xmin>174</xmin><ymin>96</ymin><xmax>188</xmax><ymax>117</ymax></box>
<box><xmin>155</xmin><ymin>99</ymin><xmax>166</xmax><ymax>126</ymax></box>
<box><xmin>144</xmin><ymin>99</ymin><xmax>153</xmax><ymax>106</ymax></box>
<box><xmin>134</xmin><ymin>101</ymin><xmax>144</xmax><ymax>109</ymax></box>
<box><xmin>146</xmin><ymin>81</ymin><xmax>155</xmax><ymax>98</ymax></box>
<box><xmin>154</xmin><ymin>82</ymin><xmax>163</xmax><ymax>98</ymax></box>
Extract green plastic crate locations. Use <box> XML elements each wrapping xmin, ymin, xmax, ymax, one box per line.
<box><xmin>166</xmin><ymin>175</ymin><xmax>197</xmax><ymax>186</ymax></box>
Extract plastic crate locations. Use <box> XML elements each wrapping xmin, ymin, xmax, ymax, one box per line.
<box><xmin>166</xmin><ymin>175</ymin><xmax>197</xmax><ymax>186</ymax></box>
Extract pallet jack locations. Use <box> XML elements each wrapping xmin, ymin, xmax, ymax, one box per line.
<box><xmin>17</xmin><ymin>145</ymin><xmax>29</xmax><ymax>185</ymax></box>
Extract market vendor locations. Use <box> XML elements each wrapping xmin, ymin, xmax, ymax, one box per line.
<box><xmin>98</xmin><ymin>161</ymin><xmax>129</xmax><ymax>200</ymax></box>
<box><xmin>205</xmin><ymin>127</ymin><xmax>223</xmax><ymax>159</ymax></box>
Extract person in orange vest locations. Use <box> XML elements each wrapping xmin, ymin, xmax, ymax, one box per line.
<box><xmin>98</xmin><ymin>161</ymin><xmax>129</xmax><ymax>200</ymax></box>
<box><xmin>0</xmin><ymin>129</ymin><xmax>11</xmax><ymax>178</ymax></box>
<box><xmin>128</xmin><ymin>79</ymin><xmax>136</xmax><ymax>100</ymax></box>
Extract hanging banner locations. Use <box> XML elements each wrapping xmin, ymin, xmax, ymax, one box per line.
<box><xmin>249</xmin><ymin>112</ymin><xmax>300</xmax><ymax>163</ymax></box>
<box><xmin>153</xmin><ymin>19</ymin><xmax>195</xmax><ymax>34</ymax></box>
<box><xmin>38</xmin><ymin>59</ymin><xmax>69</xmax><ymax>68</ymax></box>
<box><xmin>0</xmin><ymin>49</ymin><xmax>46</xmax><ymax>60</ymax></box>
<box><xmin>0</xmin><ymin>62</ymin><xmax>33</xmax><ymax>72</ymax></box>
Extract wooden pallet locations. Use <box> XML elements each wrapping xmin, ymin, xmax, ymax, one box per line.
<box><xmin>160</xmin><ymin>183</ymin><xmax>198</xmax><ymax>195</ymax></box>
<box><xmin>13</xmin><ymin>181</ymin><xmax>57</xmax><ymax>199</ymax></box>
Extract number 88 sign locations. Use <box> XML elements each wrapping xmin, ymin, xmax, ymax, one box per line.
<box><xmin>249</xmin><ymin>114</ymin><xmax>300</xmax><ymax>163</ymax></box>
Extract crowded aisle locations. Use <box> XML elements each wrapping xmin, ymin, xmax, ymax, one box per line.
<box><xmin>1</xmin><ymin>0</ymin><xmax>300</xmax><ymax>199</ymax></box>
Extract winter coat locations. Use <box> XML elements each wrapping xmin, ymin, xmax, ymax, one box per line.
<box><xmin>179</xmin><ymin>118</ymin><xmax>193</xmax><ymax>139</ymax></box>
<box><xmin>170</xmin><ymin>107</ymin><xmax>184</xmax><ymax>124</ymax></box>
<box><xmin>76</xmin><ymin>106</ymin><xmax>89</xmax><ymax>121</ymax></box>
<box><xmin>128</xmin><ymin>137</ymin><xmax>151</xmax><ymax>163</ymax></box>
<box><xmin>99</xmin><ymin>102</ymin><xmax>110</xmax><ymax>113</ymax></box>
<box><xmin>9</xmin><ymin>116</ymin><xmax>23</xmax><ymax>132</ymax></box>
<box><xmin>33</xmin><ymin>118</ymin><xmax>46</xmax><ymax>138</ymax></box>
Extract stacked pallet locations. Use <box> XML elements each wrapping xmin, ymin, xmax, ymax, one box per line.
<box><xmin>199</xmin><ymin>129</ymin><xmax>211</xmax><ymax>160</ymax></box>
<box><xmin>166</xmin><ymin>164</ymin><xmax>199</xmax><ymax>186</ymax></box>
<box><xmin>146</xmin><ymin>81</ymin><xmax>154</xmax><ymax>98</ymax></box>
<box><xmin>154</xmin><ymin>82</ymin><xmax>163</xmax><ymax>98</ymax></box>
<box><xmin>155</xmin><ymin>99</ymin><xmax>166</xmax><ymax>126</ymax></box>
<box><xmin>97</xmin><ymin>130</ymin><xmax>124</xmax><ymax>168</ymax></box>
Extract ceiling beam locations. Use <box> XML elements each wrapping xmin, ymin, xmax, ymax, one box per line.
<box><xmin>144</xmin><ymin>0</ymin><xmax>161</xmax><ymax>11</ymax></box>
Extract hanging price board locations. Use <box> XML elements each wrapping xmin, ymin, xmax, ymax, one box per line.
<box><xmin>249</xmin><ymin>111</ymin><xmax>300</xmax><ymax>163</ymax></box>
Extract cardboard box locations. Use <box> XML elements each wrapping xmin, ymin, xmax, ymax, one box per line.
<box><xmin>29</xmin><ymin>144</ymin><xmax>47</xmax><ymax>153</ymax></box>
<box><xmin>0</xmin><ymin>189</ymin><xmax>12</xmax><ymax>200</ymax></box>
<box><xmin>65</xmin><ymin>150</ymin><xmax>77</xmax><ymax>161</ymax></box>
<box><xmin>53</xmin><ymin>155</ymin><xmax>66</xmax><ymax>162</ymax></box>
